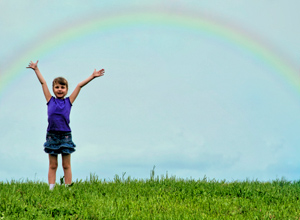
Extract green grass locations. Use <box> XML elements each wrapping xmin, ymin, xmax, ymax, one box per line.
<box><xmin>1</xmin><ymin>170</ymin><xmax>300</xmax><ymax>219</ymax></box>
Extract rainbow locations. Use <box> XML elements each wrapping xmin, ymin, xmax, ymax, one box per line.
<box><xmin>1</xmin><ymin>8</ymin><xmax>299</xmax><ymax>100</ymax></box>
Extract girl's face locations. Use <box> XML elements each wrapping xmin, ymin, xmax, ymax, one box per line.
<box><xmin>53</xmin><ymin>83</ymin><xmax>68</xmax><ymax>99</ymax></box>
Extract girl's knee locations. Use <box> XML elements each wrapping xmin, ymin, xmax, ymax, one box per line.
<box><xmin>62</xmin><ymin>162</ymin><xmax>71</xmax><ymax>170</ymax></box>
<box><xmin>62</xmin><ymin>154</ymin><xmax>71</xmax><ymax>170</ymax></box>
<box><xmin>49</xmin><ymin>154</ymin><xmax>58</xmax><ymax>170</ymax></box>
<box><xmin>49</xmin><ymin>163</ymin><xmax>58</xmax><ymax>170</ymax></box>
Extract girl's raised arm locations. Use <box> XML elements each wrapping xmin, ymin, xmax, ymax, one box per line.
<box><xmin>69</xmin><ymin>68</ymin><xmax>104</xmax><ymax>104</ymax></box>
<box><xmin>27</xmin><ymin>60</ymin><xmax>52</xmax><ymax>102</ymax></box>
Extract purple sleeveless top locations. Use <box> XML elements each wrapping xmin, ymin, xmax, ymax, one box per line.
<box><xmin>47</xmin><ymin>97</ymin><xmax>72</xmax><ymax>132</ymax></box>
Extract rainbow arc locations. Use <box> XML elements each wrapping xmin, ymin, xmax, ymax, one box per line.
<box><xmin>1</xmin><ymin>9</ymin><xmax>299</xmax><ymax>99</ymax></box>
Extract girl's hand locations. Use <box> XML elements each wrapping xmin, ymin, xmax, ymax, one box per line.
<box><xmin>92</xmin><ymin>69</ymin><xmax>105</xmax><ymax>78</ymax></box>
<box><xmin>26</xmin><ymin>60</ymin><xmax>39</xmax><ymax>70</ymax></box>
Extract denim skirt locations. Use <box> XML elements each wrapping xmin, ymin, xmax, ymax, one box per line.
<box><xmin>44</xmin><ymin>131</ymin><xmax>76</xmax><ymax>155</ymax></box>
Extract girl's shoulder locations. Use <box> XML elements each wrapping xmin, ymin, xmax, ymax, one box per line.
<box><xmin>47</xmin><ymin>96</ymin><xmax>55</xmax><ymax>104</ymax></box>
<box><xmin>65</xmin><ymin>97</ymin><xmax>71</xmax><ymax>104</ymax></box>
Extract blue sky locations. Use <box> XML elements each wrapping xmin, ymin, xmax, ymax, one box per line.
<box><xmin>1</xmin><ymin>0</ymin><xmax>300</xmax><ymax>182</ymax></box>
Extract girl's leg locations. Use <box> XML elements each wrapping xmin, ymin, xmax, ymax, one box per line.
<box><xmin>62</xmin><ymin>154</ymin><xmax>72</xmax><ymax>184</ymax></box>
<box><xmin>48</xmin><ymin>154</ymin><xmax>58</xmax><ymax>184</ymax></box>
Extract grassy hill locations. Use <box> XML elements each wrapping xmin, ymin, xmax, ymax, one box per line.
<box><xmin>1</xmin><ymin>171</ymin><xmax>300</xmax><ymax>219</ymax></box>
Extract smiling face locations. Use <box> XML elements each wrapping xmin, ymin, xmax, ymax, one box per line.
<box><xmin>53</xmin><ymin>83</ymin><xmax>68</xmax><ymax>99</ymax></box>
<box><xmin>52</xmin><ymin>77</ymin><xmax>68</xmax><ymax>99</ymax></box>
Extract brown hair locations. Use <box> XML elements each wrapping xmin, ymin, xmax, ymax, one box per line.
<box><xmin>52</xmin><ymin>77</ymin><xmax>68</xmax><ymax>89</ymax></box>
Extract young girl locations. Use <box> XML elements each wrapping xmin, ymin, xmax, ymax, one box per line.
<box><xmin>27</xmin><ymin>60</ymin><xmax>105</xmax><ymax>190</ymax></box>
